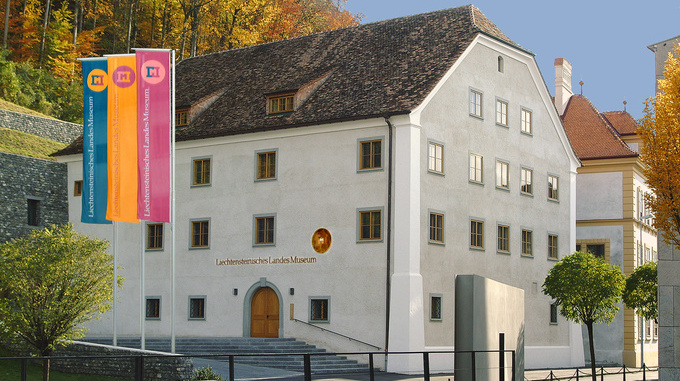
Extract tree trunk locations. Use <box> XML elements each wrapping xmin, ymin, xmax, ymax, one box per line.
<box><xmin>72</xmin><ymin>0</ymin><xmax>78</xmax><ymax>47</ymax></box>
<box><xmin>586</xmin><ymin>321</ymin><xmax>596</xmax><ymax>381</ymax></box>
<box><xmin>2</xmin><ymin>0</ymin><xmax>10</xmax><ymax>48</ymax></box>
<box><xmin>92</xmin><ymin>0</ymin><xmax>97</xmax><ymax>28</ymax></box>
<box><xmin>38</xmin><ymin>0</ymin><xmax>51</xmax><ymax>67</ymax></box>
<box><xmin>42</xmin><ymin>357</ymin><xmax>50</xmax><ymax>381</ymax></box>
<box><xmin>125</xmin><ymin>0</ymin><xmax>133</xmax><ymax>52</ymax></box>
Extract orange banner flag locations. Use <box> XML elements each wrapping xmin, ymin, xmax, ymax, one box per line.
<box><xmin>106</xmin><ymin>54</ymin><xmax>139</xmax><ymax>222</ymax></box>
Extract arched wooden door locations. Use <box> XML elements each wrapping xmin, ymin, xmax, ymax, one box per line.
<box><xmin>250</xmin><ymin>287</ymin><xmax>279</xmax><ymax>338</ymax></box>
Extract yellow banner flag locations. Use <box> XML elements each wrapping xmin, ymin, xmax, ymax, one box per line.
<box><xmin>106</xmin><ymin>54</ymin><xmax>139</xmax><ymax>223</ymax></box>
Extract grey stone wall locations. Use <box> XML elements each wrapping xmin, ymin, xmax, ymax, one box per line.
<box><xmin>658</xmin><ymin>239</ymin><xmax>680</xmax><ymax>380</ymax></box>
<box><xmin>0</xmin><ymin>152</ymin><xmax>68</xmax><ymax>242</ymax></box>
<box><xmin>0</xmin><ymin>109</ymin><xmax>82</xmax><ymax>144</ymax></box>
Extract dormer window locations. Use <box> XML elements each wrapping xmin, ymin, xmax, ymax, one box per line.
<box><xmin>176</xmin><ymin>109</ymin><xmax>189</xmax><ymax>127</ymax></box>
<box><xmin>268</xmin><ymin>93</ymin><xmax>294</xmax><ymax>114</ymax></box>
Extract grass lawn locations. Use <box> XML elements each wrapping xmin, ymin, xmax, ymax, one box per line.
<box><xmin>0</xmin><ymin>98</ymin><xmax>56</xmax><ymax>119</ymax></box>
<box><xmin>0</xmin><ymin>127</ymin><xmax>67</xmax><ymax>160</ymax></box>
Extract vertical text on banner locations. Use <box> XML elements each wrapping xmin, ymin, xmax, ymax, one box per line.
<box><xmin>136</xmin><ymin>49</ymin><xmax>171</xmax><ymax>223</ymax></box>
<box><xmin>81</xmin><ymin>58</ymin><xmax>112</xmax><ymax>224</ymax></box>
<box><xmin>106</xmin><ymin>54</ymin><xmax>140</xmax><ymax>223</ymax></box>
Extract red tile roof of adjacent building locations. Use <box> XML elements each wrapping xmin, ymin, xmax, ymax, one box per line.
<box><xmin>601</xmin><ymin>111</ymin><xmax>639</xmax><ymax>136</ymax></box>
<box><xmin>561</xmin><ymin>95</ymin><xmax>638</xmax><ymax>160</ymax></box>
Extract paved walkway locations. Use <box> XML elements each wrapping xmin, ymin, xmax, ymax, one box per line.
<box><xmin>190</xmin><ymin>359</ymin><xmax>659</xmax><ymax>381</ymax></box>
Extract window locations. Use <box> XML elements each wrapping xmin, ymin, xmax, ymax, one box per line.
<box><xmin>189</xmin><ymin>297</ymin><xmax>205</xmax><ymax>320</ymax></box>
<box><xmin>359</xmin><ymin>139</ymin><xmax>382</xmax><ymax>171</ymax></box>
<box><xmin>496</xmin><ymin>160</ymin><xmax>509</xmax><ymax>190</ymax></box>
<box><xmin>548</xmin><ymin>175</ymin><xmax>559</xmax><ymax>201</ymax></box>
<box><xmin>429</xmin><ymin>212</ymin><xmax>444</xmax><ymax>244</ymax></box>
<box><xmin>74</xmin><ymin>180</ymin><xmax>83</xmax><ymax>196</ymax></box>
<box><xmin>522</xmin><ymin>229</ymin><xmax>533</xmax><ymax>256</ymax></box>
<box><xmin>497</xmin><ymin>224</ymin><xmax>510</xmax><ymax>253</ymax></box>
<box><xmin>497</xmin><ymin>56</ymin><xmax>504</xmax><ymax>73</ymax></box>
<box><xmin>269</xmin><ymin>94</ymin><xmax>294</xmax><ymax>114</ymax></box>
<box><xmin>496</xmin><ymin>99</ymin><xmax>508</xmax><ymax>126</ymax></box>
<box><xmin>146</xmin><ymin>297</ymin><xmax>160</xmax><ymax>320</ymax></box>
<box><xmin>645</xmin><ymin>319</ymin><xmax>652</xmax><ymax>339</ymax></box>
<box><xmin>587</xmin><ymin>244</ymin><xmax>605</xmax><ymax>258</ymax></box>
<box><xmin>27</xmin><ymin>198</ymin><xmax>40</xmax><ymax>226</ymax></box>
<box><xmin>521</xmin><ymin>108</ymin><xmax>532</xmax><ymax>134</ymax></box>
<box><xmin>548</xmin><ymin>234</ymin><xmax>559</xmax><ymax>260</ymax></box>
<box><xmin>256</xmin><ymin>150</ymin><xmax>277</xmax><ymax>180</ymax></box>
<box><xmin>192</xmin><ymin>157</ymin><xmax>211</xmax><ymax>186</ymax></box>
<box><xmin>254</xmin><ymin>215</ymin><xmax>276</xmax><ymax>245</ymax></box>
<box><xmin>191</xmin><ymin>219</ymin><xmax>210</xmax><ymax>248</ymax></box>
<box><xmin>176</xmin><ymin>109</ymin><xmax>188</xmax><ymax>126</ymax></box>
<box><xmin>430</xmin><ymin>295</ymin><xmax>442</xmax><ymax>321</ymax></box>
<box><xmin>147</xmin><ymin>223</ymin><xmax>164</xmax><ymax>250</ymax></box>
<box><xmin>550</xmin><ymin>302</ymin><xmax>558</xmax><ymax>324</ymax></box>
<box><xmin>469</xmin><ymin>89</ymin><xmax>483</xmax><ymax>117</ymax></box>
<box><xmin>469</xmin><ymin>153</ymin><xmax>483</xmax><ymax>183</ymax></box>
<box><xmin>428</xmin><ymin>141</ymin><xmax>444</xmax><ymax>174</ymax></box>
<box><xmin>310</xmin><ymin>297</ymin><xmax>329</xmax><ymax>322</ymax></box>
<box><xmin>358</xmin><ymin>209</ymin><xmax>382</xmax><ymax>241</ymax></box>
<box><xmin>470</xmin><ymin>219</ymin><xmax>484</xmax><ymax>249</ymax></box>
<box><xmin>520</xmin><ymin>167</ymin><xmax>533</xmax><ymax>195</ymax></box>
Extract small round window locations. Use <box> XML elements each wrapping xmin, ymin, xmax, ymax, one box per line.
<box><xmin>311</xmin><ymin>228</ymin><xmax>332</xmax><ymax>254</ymax></box>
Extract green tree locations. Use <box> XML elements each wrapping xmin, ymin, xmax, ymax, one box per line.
<box><xmin>623</xmin><ymin>262</ymin><xmax>658</xmax><ymax>321</ymax></box>
<box><xmin>542</xmin><ymin>251</ymin><xmax>625</xmax><ymax>381</ymax></box>
<box><xmin>0</xmin><ymin>224</ymin><xmax>122</xmax><ymax>381</ymax></box>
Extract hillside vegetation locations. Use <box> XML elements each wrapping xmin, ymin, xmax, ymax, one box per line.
<box><xmin>0</xmin><ymin>127</ymin><xmax>66</xmax><ymax>160</ymax></box>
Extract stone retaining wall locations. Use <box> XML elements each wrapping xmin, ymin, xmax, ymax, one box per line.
<box><xmin>0</xmin><ymin>109</ymin><xmax>82</xmax><ymax>144</ymax></box>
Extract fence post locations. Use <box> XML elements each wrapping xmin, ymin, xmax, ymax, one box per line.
<box><xmin>511</xmin><ymin>350</ymin><xmax>516</xmax><ymax>381</ymax></box>
<box><xmin>21</xmin><ymin>358</ymin><xmax>27</xmax><ymax>381</ymax></box>
<box><xmin>423</xmin><ymin>352</ymin><xmax>431</xmax><ymax>381</ymax></box>
<box><xmin>643</xmin><ymin>363</ymin><xmax>646</xmax><ymax>381</ymax></box>
<box><xmin>600</xmin><ymin>366</ymin><xmax>604</xmax><ymax>381</ymax></box>
<box><xmin>229</xmin><ymin>355</ymin><xmax>235</xmax><ymax>381</ymax></box>
<box><xmin>304</xmin><ymin>354</ymin><xmax>312</xmax><ymax>381</ymax></box>
<box><xmin>550</xmin><ymin>370</ymin><xmax>554</xmax><ymax>381</ymax></box>
<box><xmin>575</xmin><ymin>368</ymin><xmax>579</xmax><ymax>381</ymax></box>
<box><xmin>135</xmin><ymin>356</ymin><xmax>144</xmax><ymax>381</ymax></box>
<box><xmin>499</xmin><ymin>333</ymin><xmax>505</xmax><ymax>381</ymax></box>
<box><xmin>471</xmin><ymin>352</ymin><xmax>476</xmax><ymax>381</ymax></box>
<box><xmin>369</xmin><ymin>353</ymin><xmax>375</xmax><ymax>381</ymax></box>
<box><xmin>622</xmin><ymin>365</ymin><xmax>626</xmax><ymax>381</ymax></box>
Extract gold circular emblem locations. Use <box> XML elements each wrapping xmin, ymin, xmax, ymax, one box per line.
<box><xmin>311</xmin><ymin>228</ymin><xmax>332</xmax><ymax>254</ymax></box>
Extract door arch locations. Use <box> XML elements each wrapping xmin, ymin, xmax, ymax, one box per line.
<box><xmin>250</xmin><ymin>287</ymin><xmax>279</xmax><ymax>337</ymax></box>
<box><xmin>243</xmin><ymin>279</ymin><xmax>284</xmax><ymax>338</ymax></box>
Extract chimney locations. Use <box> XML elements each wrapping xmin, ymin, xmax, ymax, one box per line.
<box><xmin>554</xmin><ymin>58</ymin><xmax>573</xmax><ymax>116</ymax></box>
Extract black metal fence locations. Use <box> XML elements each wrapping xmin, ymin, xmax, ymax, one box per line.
<box><xmin>1</xmin><ymin>349</ymin><xmax>517</xmax><ymax>381</ymax></box>
<box><xmin>525</xmin><ymin>365</ymin><xmax>659</xmax><ymax>381</ymax></box>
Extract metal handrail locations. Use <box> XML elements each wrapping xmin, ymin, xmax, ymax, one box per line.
<box><xmin>292</xmin><ymin>318</ymin><xmax>382</xmax><ymax>350</ymax></box>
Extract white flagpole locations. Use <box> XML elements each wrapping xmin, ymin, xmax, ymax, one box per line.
<box><xmin>171</xmin><ymin>49</ymin><xmax>176</xmax><ymax>354</ymax></box>
<box><xmin>140</xmin><ymin>221</ymin><xmax>146</xmax><ymax>350</ymax></box>
<box><xmin>113</xmin><ymin>221</ymin><xmax>118</xmax><ymax>347</ymax></box>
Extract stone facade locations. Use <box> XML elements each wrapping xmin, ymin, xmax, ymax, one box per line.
<box><xmin>658</xmin><ymin>241</ymin><xmax>680</xmax><ymax>380</ymax></box>
<box><xmin>0</xmin><ymin>152</ymin><xmax>68</xmax><ymax>242</ymax></box>
<box><xmin>0</xmin><ymin>109</ymin><xmax>81</xmax><ymax>144</ymax></box>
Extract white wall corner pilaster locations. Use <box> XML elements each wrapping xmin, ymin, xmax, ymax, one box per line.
<box><xmin>387</xmin><ymin>120</ymin><xmax>425</xmax><ymax>373</ymax></box>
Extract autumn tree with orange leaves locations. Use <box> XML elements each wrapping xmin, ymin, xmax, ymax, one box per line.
<box><xmin>637</xmin><ymin>43</ymin><xmax>680</xmax><ymax>248</ymax></box>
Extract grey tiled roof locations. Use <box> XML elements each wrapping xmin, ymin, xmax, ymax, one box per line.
<box><xmin>55</xmin><ymin>5</ymin><xmax>519</xmax><ymax>155</ymax></box>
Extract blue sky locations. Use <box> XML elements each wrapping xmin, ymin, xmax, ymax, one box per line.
<box><xmin>344</xmin><ymin>0</ymin><xmax>680</xmax><ymax>119</ymax></box>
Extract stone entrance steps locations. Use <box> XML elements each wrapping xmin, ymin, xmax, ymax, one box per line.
<box><xmin>83</xmin><ymin>337</ymin><xmax>369</xmax><ymax>374</ymax></box>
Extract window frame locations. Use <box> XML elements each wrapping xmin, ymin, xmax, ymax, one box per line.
<box><xmin>469</xmin><ymin>88</ymin><xmax>483</xmax><ymax>118</ymax></box>
<box><xmin>146</xmin><ymin>297</ymin><xmax>161</xmax><ymax>320</ymax></box>
<box><xmin>189</xmin><ymin>218</ymin><xmax>210</xmax><ymax>249</ymax></box>
<box><xmin>188</xmin><ymin>296</ymin><xmax>206</xmax><ymax>320</ymax></box>
<box><xmin>357</xmin><ymin>207</ymin><xmax>383</xmax><ymax>242</ymax></box>
<box><xmin>469</xmin><ymin>153</ymin><xmax>484</xmax><ymax>184</ymax></box>
<box><xmin>268</xmin><ymin>93</ymin><xmax>295</xmax><ymax>114</ymax></box>
<box><xmin>74</xmin><ymin>180</ymin><xmax>83</xmax><ymax>196</ymax></box>
<box><xmin>253</xmin><ymin>214</ymin><xmax>276</xmax><ymax>246</ymax></box>
<box><xmin>550</xmin><ymin>302</ymin><xmax>558</xmax><ymax>325</ymax></box>
<box><xmin>521</xmin><ymin>228</ymin><xmax>533</xmax><ymax>257</ymax></box>
<box><xmin>496</xmin><ymin>98</ymin><xmax>509</xmax><ymax>127</ymax></box>
<box><xmin>548</xmin><ymin>174</ymin><xmax>559</xmax><ymax>202</ymax></box>
<box><xmin>357</xmin><ymin>138</ymin><xmax>384</xmax><ymax>172</ymax></box>
<box><xmin>427</xmin><ymin>140</ymin><xmax>444</xmax><ymax>175</ymax></box>
<box><xmin>309</xmin><ymin>296</ymin><xmax>330</xmax><ymax>323</ymax></box>
<box><xmin>146</xmin><ymin>222</ymin><xmax>164</xmax><ymax>251</ymax></box>
<box><xmin>548</xmin><ymin>233</ymin><xmax>559</xmax><ymax>260</ymax></box>
<box><xmin>430</xmin><ymin>294</ymin><xmax>443</xmax><ymax>321</ymax></box>
<box><xmin>26</xmin><ymin>197</ymin><xmax>41</xmax><ymax>227</ymax></box>
<box><xmin>191</xmin><ymin>156</ymin><xmax>212</xmax><ymax>187</ymax></box>
<box><xmin>255</xmin><ymin>149</ymin><xmax>278</xmax><ymax>181</ymax></box>
<box><xmin>495</xmin><ymin>159</ymin><xmax>509</xmax><ymax>190</ymax></box>
<box><xmin>497</xmin><ymin>223</ymin><xmax>510</xmax><ymax>254</ymax></box>
<box><xmin>470</xmin><ymin>218</ymin><xmax>485</xmax><ymax>251</ymax></box>
<box><xmin>520</xmin><ymin>166</ymin><xmax>534</xmax><ymax>196</ymax></box>
<box><xmin>176</xmin><ymin>109</ymin><xmax>189</xmax><ymax>127</ymax></box>
<box><xmin>428</xmin><ymin>210</ymin><xmax>445</xmax><ymax>245</ymax></box>
<box><xmin>520</xmin><ymin>107</ymin><xmax>533</xmax><ymax>135</ymax></box>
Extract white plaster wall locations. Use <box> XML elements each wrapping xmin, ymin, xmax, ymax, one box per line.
<box><xmin>62</xmin><ymin>118</ymin><xmax>392</xmax><ymax>349</ymax></box>
<box><xmin>414</xmin><ymin>36</ymin><xmax>577</xmax><ymax>368</ymax></box>
<box><xmin>576</xmin><ymin>172</ymin><xmax>623</xmax><ymax>221</ymax></box>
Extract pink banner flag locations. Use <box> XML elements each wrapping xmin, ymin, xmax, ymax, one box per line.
<box><xmin>136</xmin><ymin>49</ymin><xmax>171</xmax><ymax>223</ymax></box>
